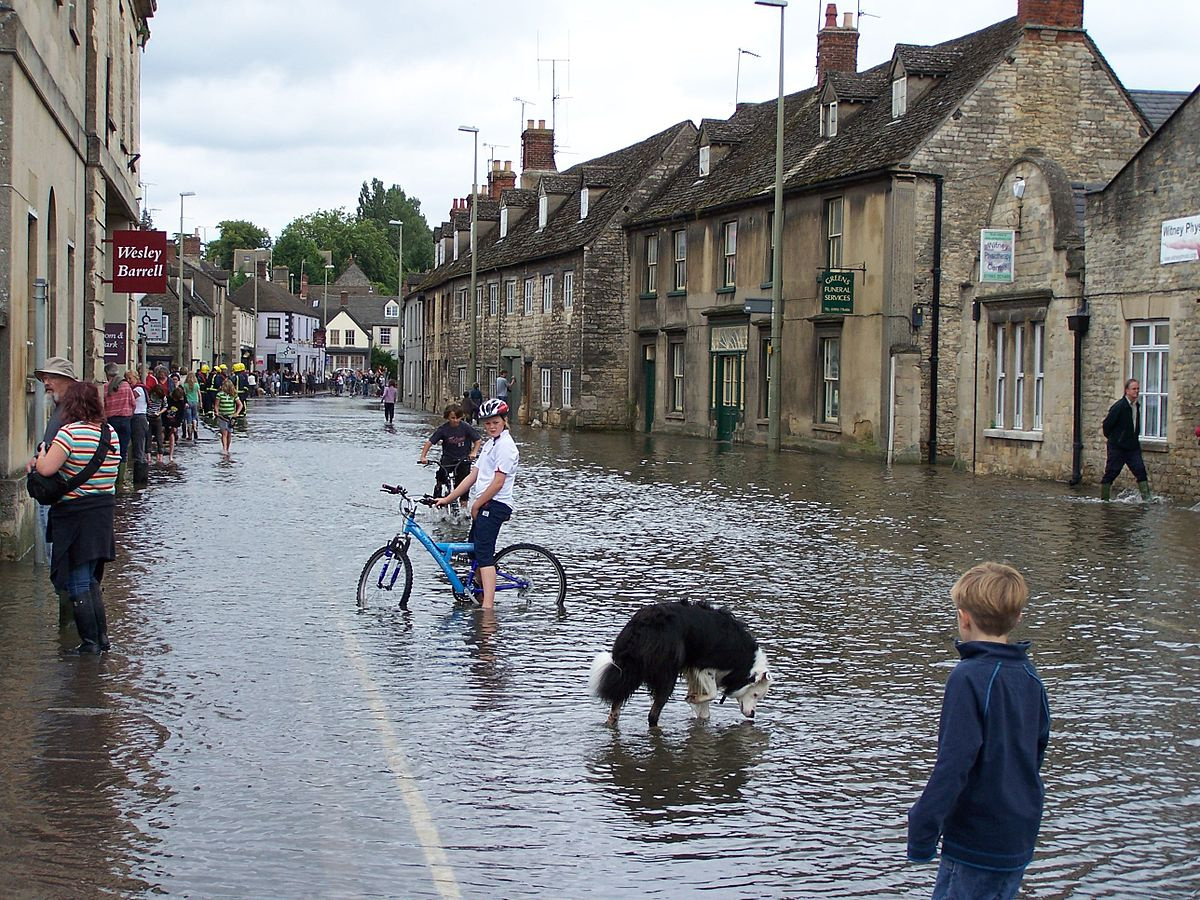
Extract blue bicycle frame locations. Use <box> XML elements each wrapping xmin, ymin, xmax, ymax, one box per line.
<box><xmin>392</xmin><ymin>514</ymin><xmax>475</xmax><ymax>595</ymax></box>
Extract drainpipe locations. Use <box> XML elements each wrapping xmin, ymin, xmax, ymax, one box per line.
<box><xmin>1067</xmin><ymin>305</ymin><xmax>1090</xmax><ymax>484</ymax></box>
<box><xmin>927</xmin><ymin>175</ymin><xmax>944</xmax><ymax>465</ymax></box>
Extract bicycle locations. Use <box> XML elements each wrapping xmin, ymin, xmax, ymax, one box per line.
<box><xmin>357</xmin><ymin>483</ymin><xmax>567</xmax><ymax>611</ymax></box>
<box><xmin>420</xmin><ymin>455</ymin><xmax>470</xmax><ymax>523</ymax></box>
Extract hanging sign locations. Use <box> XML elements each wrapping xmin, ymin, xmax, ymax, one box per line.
<box><xmin>821</xmin><ymin>270</ymin><xmax>855</xmax><ymax>314</ymax></box>
<box><xmin>980</xmin><ymin>229</ymin><xmax>1015</xmax><ymax>283</ymax></box>
<box><xmin>103</xmin><ymin>324</ymin><xmax>127</xmax><ymax>361</ymax></box>
<box><xmin>112</xmin><ymin>230</ymin><xmax>168</xmax><ymax>292</ymax></box>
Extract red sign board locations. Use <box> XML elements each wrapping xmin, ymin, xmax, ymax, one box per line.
<box><xmin>313</xmin><ymin>328</ymin><xmax>326</xmax><ymax>349</ymax></box>
<box><xmin>103</xmin><ymin>324</ymin><xmax>127</xmax><ymax>361</ymax></box>
<box><xmin>111</xmin><ymin>230</ymin><xmax>169</xmax><ymax>293</ymax></box>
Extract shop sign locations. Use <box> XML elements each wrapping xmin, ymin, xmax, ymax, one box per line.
<box><xmin>103</xmin><ymin>324</ymin><xmax>126</xmax><ymax>361</ymax></box>
<box><xmin>111</xmin><ymin>230</ymin><xmax>168</xmax><ymax>292</ymax></box>
<box><xmin>1160</xmin><ymin>214</ymin><xmax>1200</xmax><ymax>264</ymax></box>
<box><xmin>820</xmin><ymin>270</ymin><xmax>855</xmax><ymax>314</ymax></box>
<box><xmin>980</xmin><ymin>229</ymin><xmax>1015</xmax><ymax>283</ymax></box>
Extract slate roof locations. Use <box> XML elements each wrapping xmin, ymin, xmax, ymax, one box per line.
<box><xmin>332</xmin><ymin>294</ymin><xmax>401</xmax><ymax>330</ymax></box>
<box><xmin>1129</xmin><ymin>90</ymin><xmax>1190</xmax><ymax>131</ymax></box>
<box><xmin>634</xmin><ymin>17</ymin><xmax>1027</xmax><ymax>225</ymax></box>
<box><xmin>418</xmin><ymin>120</ymin><xmax>695</xmax><ymax>293</ymax></box>
<box><xmin>825</xmin><ymin>69</ymin><xmax>890</xmax><ymax>102</ymax></box>
<box><xmin>894</xmin><ymin>43</ymin><xmax>961</xmax><ymax>75</ymax></box>
<box><xmin>229</xmin><ymin>278</ymin><xmax>316</xmax><ymax>316</ymax></box>
<box><xmin>501</xmin><ymin>188</ymin><xmax>536</xmax><ymax>208</ymax></box>
<box><xmin>333</xmin><ymin>260</ymin><xmax>373</xmax><ymax>293</ymax></box>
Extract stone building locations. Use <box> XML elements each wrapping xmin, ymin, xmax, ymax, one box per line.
<box><xmin>1081</xmin><ymin>86</ymin><xmax>1199</xmax><ymax>501</ymax></box>
<box><xmin>627</xmin><ymin>1</ymin><xmax>1148</xmax><ymax>467</ymax></box>
<box><xmin>0</xmin><ymin>0</ymin><xmax>155</xmax><ymax>558</ymax></box>
<box><xmin>415</xmin><ymin>119</ymin><xmax>697</xmax><ymax>426</ymax></box>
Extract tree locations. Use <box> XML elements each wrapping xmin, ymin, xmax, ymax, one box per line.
<box><xmin>356</xmin><ymin>178</ymin><xmax>435</xmax><ymax>276</ymax></box>
<box><xmin>206</xmin><ymin>220</ymin><xmax>271</xmax><ymax>272</ymax></box>
<box><xmin>371</xmin><ymin>346</ymin><xmax>397</xmax><ymax>379</ymax></box>
<box><xmin>272</xmin><ymin>230</ymin><xmax>328</xmax><ymax>295</ymax></box>
<box><xmin>278</xmin><ymin>209</ymin><xmax>399</xmax><ymax>296</ymax></box>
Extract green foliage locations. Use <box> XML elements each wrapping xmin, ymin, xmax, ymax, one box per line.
<box><xmin>229</xmin><ymin>269</ymin><xmax>249</xmax><ymax>293</ymax></box>
<box><xmin>356</xmin><ymin>178</ymin><xmax>435</xmax><ymax>277</ymax></box>
<box><xmin>371</xmin><ymin>346</ymin><xmax>398</xmax><ymax>379</ymax></box>
<box><xmin>272</xmin><ymin>230</ymin><xmax>329</xmax><ymax>295</ymax></box>
<box><xmin>207</xmin><ymin>220</ymin><xmax>272</xmax><ymax>271</ymax></box>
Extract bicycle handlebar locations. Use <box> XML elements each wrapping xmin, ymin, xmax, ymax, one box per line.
<box><xmin>381</xmin><ymin>483</ymin><xmax>405</xmax><ymax>495</ymax></box>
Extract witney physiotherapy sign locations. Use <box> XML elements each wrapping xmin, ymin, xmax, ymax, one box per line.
<box><xmin>980</xmin><ymin>229</ymin><xmax>1015</xmax><ymax>283</ymax></box>
<box><xmin>1160</xmin><ymin>214</ymin><xmax>1200</xmax><ymax>264</ymax></box>
<box><xmin>111</xmin><ymin>231</ymin><xmax>168</xmax><ymax>293</ymax></box>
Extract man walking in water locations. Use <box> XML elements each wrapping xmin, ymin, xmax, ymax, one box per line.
<box><xmin>494</xmin><ymin>371</ymin><xmax>509</xmax><ymax>405</ymax></box>
<box><xmin>1100</xmin><ymin>378</ymin><xmax>1151</xmax><ymax>501</ymax></box>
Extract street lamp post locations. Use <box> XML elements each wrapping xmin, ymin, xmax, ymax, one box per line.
<box><xmin>178</xmin><ymin>191</ymin><xmax>195</xmax><ymax>369</ymax></box>
<box><xmin>388</xmin><ymin>218</ymin><xmax>404</xmax><ymax>389</ymax></box>
<box><xmin>323</xmin><ymin>262</ymin><xmax>335</xmax><ymax>377</ymax></box>
<box><xmin>459</xmin><ymin>125</ymin><xmax>480</xmax><ymax>387</ymax></box>
<box><xmin>757</xmin><ymin>0</ymin><xmax>786</xmax><ymax>452</ymax></box>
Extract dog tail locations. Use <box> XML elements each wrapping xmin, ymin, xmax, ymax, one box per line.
<box><xmin>590</xmin><ymin>651</ymin><xmax>639</xmax><ymax>706</ymax></box>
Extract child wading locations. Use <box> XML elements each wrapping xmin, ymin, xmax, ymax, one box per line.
<box><xmin>434</xmin><ymin>398</ymin><xmax>517</xmax><ymax>608</ymax></box>
<box><xmin>907</xmin><ymin>562</ymin><xmax>1050</xmax><ymax>900</ymax></box>
<box><xmin>214</xmin><ymin>378</ymin><xmax>245</xmax><ymax>456</ymax></box>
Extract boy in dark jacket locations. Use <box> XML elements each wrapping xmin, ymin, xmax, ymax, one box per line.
<box><xmin>908</xmin><ymin>562</ymin><xmax>1050</xmax><ymax>900</ymax></box>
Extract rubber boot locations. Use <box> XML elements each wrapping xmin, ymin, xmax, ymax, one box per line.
<box><xmin>1100</xmin><ymin>483</ymin><xmax>1112</xmax><ymax>502</ymax></box>
<box><xmin>57</xmin><ymin>590</ymin><xmax>75</xmax><ymax>630</ymax></box>
<box><xmin>71</xmin><ymin>592</ymin><xmax>102</xmax><ymax>654</ymax></box>
<box><xmin>1138</xmin><ymin>481</ymin><xmax>1152</xmax><ymax>501</ymax></box>
<box><xmin>92</xmin><ymin>583</ymin><xmax>111</xmax><ymax>652</ymax></box>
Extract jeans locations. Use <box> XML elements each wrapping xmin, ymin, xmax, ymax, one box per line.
<box><xmin>62</xmin><ymin>561</ymin><xmax>98</xmax><ymax>596</ymax></box>
<box><xmin>131</xmin><ymin>414</ymin><xmax>149</xmax><ymax>462</ymax></box>
<box><xmin>108</xmin><ymin>415</ymin><xmax>132</xmax><ymax>462</ymax></box>
<box><xmin>932</xmin><ymin>857</ymin><xmax>1026</xmax><ymax>900</ymax></box>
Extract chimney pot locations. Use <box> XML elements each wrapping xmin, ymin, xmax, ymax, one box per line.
<box><xmin>527</xmin><ymin>118</ymin><xmax>534</xmax><ymax>129</ymax></box>
<box><xmin>824</xmin><ymin>3</ymin><xmax>837</xmax><ymax>28</ymax></box>
<box><xmin>816</xmin><ymin>2</ymin><xmax>859</xmax><ymax>85</ymax></box>
<box><xmin>843</xmin><ymin>11</ymin><xmax>853</xmax><ymax>28</ymax></box>
<box><xmin>504</xmin><ymin>160</ymin><xmax>512</xmax><ymax>171</ymax></box>
<box><xmin>537</xmin><ymin>119</ymin><xmax>546</xmax><ymax>129</ymax></box>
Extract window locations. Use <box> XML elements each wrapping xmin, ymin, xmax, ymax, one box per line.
<box><xmin>562</xmin><ymin>369</ymin><xmax>573</xmax><ymax>408</ymax></box>
<box><xmin>457</xmin><ymin>289</ymin><xmax>468</xmax><ymax>319</ymax></box>
<box><xmin>344</xmin><ymin>330</ymin><xmax>356</xmax><ymax>346</ymax></box>
<box><xmin>1033</xmin><ymin>323</ymin><xmax>1045</xmax><ymax>430</ymax></box>
<box><xmin>385</xmin><ymin>302</ymin><xmax>399</xmax><ymax>318</ymax></box>
<box><xmin>380</xmin><ymin>329</ymin><xmax>391</xmax><ymax>346</ymax></box>
<box><xmin>540</xmin><ymin>367</ymin><xmax>551</xmax><ymax>407</ymax></box>
<box><xmin>487</xmin><ymin>367</ymin><xmax>496</xmax><ymax>393</ymax></box>
<box><xmin>822</xmin><ymin>101</ymin><xmax>838</xmax><ymax>137</ymax></box>
<box><xmin>892</xmin><ymin>76</ymin><xmax>907</xmax><ymax>117</ymax></box>
<box><xmin>267</xmin><ymin>318</ymin><xmax>281</xmax><ymax>339</ymax></box>
<box><xmin>542</xmin><ymin>274</ymin><xmax>554</xmax><ymax>313</ymax></box>
<box><xmin>672</xmin><ymin>229</ymin><xmax>687</xmax><ymax>291</ymax></box>
<box><xmin>500</xmin><ymin>206</ymin><xmax>509</xmax><ymax>238</ymax></box>
<box><xmin>759</xmin><ymin>334</ymin><xmax>771</xmax><ymax>418</ymax></box>
<box><xmin>457</xmin><ymin>366</ymin><xmax>467</xmax><ymax>396</ymax></box>
<box><xmin>538</xmin><ymin>193</ymin><xmax>548</xmax><ymax>229</ymax></box>
<box><xmin>563</xmin><ymin>272</ymin><xmax>574</xmax><ymax>309</ymax></box>
<box><xmin>506</xmin><ymin>280</ymin><xmax>515</xmax><ymax>315</ymax></box>
<box><xmin>825</xmin><ymin>198</ymin><xmax>843</xmax><ymax>269</ymax></box>
<box><xmin>329</xmin><ymin>329</ymin><xmax>340</xmax><ymax>345</ymax></box>
<box><xmin>1130</xmin><ymin>321</ymin><xmax>1169</xmax><ymax>440</ymax></box>
<box><xmin>644</xmin><ymin>234</ymin><xmax>658</xmax><ymax>295</ymax></box>
<box><xmin>994</xmin><ymin>325</ymin><xmax>1006</xmax><ymax>426</ymax></box>
<box><xmin>721</xmin><ymin>221</ymin><xmax>737</xmax><ymax>288</ymax></box>
<box><xmin>453</xmin><ymin>230</ymin><xmax>460</xmax><ymax>260</ymax></box>
<box><xmin>436</xmin><ymin>242</ymin><xmax>444</xmax><ymax>267</ymax></box>
<box><xmin>580</xmin><ymin>187</ymin><xmax>589</xmax><ymax>220</ymax></box>
<box><xmin>820</xmin><ymin>335</ymin><xmax>840</xmax><ymax>423</ymax></box>
<box><xmin>475</xmin><ymin>286</ymin><xmax>483</xmax><ymax>318</ymax></box>
<box><xmin>669</xmin><ymin>340</ymin><xmax>684</xmax><ymax>413</ymax></box>
<box><xmin>524</xmin><ymin>277</ymin><xmax>535</xmax><ymax>315</ymax></box>
<box><xmin>699</xmin><ymin>145</ymin><xmax>711</xmax><ymax>177</ymax></box>
<box><xmin>764</xmin><ymin>211</ymin><xmax>775</xmax><ymax>285</ymax></box>
<box><xmin>489</xmin><ymin>283</ymin><xmax>498</xmax><ymax>317</ymax></box>
<box><xmin>1012</xmin><ymin>325</ymin><xmax>1025</xmax><ymax>429</ymax></box>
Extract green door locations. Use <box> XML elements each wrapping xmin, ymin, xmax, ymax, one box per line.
<box><xmin>643</xmin><ymin>358</ymin><xmax>656</xmax><ymax>433</ymax></box>
<box><xmin>712</xmin><ymin>352</ymin><xmax>744</xmax><ymax>442</ymax></box>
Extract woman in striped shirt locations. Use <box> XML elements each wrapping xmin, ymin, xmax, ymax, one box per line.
<box><xmin>33</xmin><ymin>381</ymin><xmax>121</xmax><ymax>653</ymax></box>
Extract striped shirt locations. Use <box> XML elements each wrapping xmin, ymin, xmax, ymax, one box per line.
<box><xmin>215</xmin><ymin>392</ymin><xmax>239</xmax><ymax>418</ymax></box>
<box><xmin>51</xmin><ymin>422</ymin><xmax>121</xmax><ymax>499</ymax></box>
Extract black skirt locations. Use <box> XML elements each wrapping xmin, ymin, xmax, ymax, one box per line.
<box><xmin>48</xmin><ymin>493</ymin><xmax>116</xmax><ymax>591</ymax></box>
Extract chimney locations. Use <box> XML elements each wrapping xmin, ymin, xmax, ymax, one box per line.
<box><xmin>256</xmin><ymin>259</ymin><xmax>267</xmax><ymax>279</ymax></box>
<box><xmin>300</xmin><ymin>272</ymin><xmax>309</xmax><ymax>300</ymax></box>
<box><xmin>816</xmin><ymin>3</ymin><xmax>859</xmax><ymax>86</ymax></box>
<box><xmin>272</xmin><ymin>264</ymin><xmax>289</xmax><ymax>286</ymax></box>
<box><xmin>521</xmin><ymin>118</ymin><xmax>556</xmax><ymax>189</ymax></box>
<box><xmin>165</xmin><ymin>242</ymin><xmax>177</xmax><ymax>265</ymax></box>
<box><xmin>1016</xmin><ymin>0</ymin><xmax>1083</xmax><ymax>29</ymax></box>
<box><xmin>182</xmin><ymin>234</ymin><xmax>202</xmax><ymax>261</ymax></box>
<box><xmin>489</xmin><ymin>159</ymin><xmax>517</xmax><ymax>201</ymax></box>
<box><xmin>339</xmin><ymin>290</ymin><xmax>348</xmax><ymax>308</ymax></box>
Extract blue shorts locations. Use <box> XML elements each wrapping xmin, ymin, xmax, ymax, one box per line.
<box><xmin>468</xmin><ymin>500</ymin><xmax>511</xmax><ymax>567</ymax></box>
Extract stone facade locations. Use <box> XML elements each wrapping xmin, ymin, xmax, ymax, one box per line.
<box><xmin>0</xmin><ymin>0</ymin><xmax>154</xmax><ymax>559</ymax></box>
<box><xmin>1082</xmin><ymin>88</ymin><xmax>1200</xmax><ymax>501</ymax></box>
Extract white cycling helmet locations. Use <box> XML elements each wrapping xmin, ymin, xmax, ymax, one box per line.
<box><xmin>478</xmin><ymin>398</ymin><xmax>509</xmax><ymax>419</ymax></box>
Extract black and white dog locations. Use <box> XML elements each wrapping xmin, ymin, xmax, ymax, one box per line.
<box><xmin>590</xmin><ymin>600</ymin><xmax>771</xmax><ymax>727</ymax></box>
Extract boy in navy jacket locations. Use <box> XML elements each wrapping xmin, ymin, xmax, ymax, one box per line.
<box><xmin>908</xmin><ymin>562</ymin><xmax>1050</xmax><ymax>900</ymax></box>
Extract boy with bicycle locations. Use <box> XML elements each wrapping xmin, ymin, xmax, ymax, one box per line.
<box><xmin>418</xmin><ymin>403</ymin><xmax>481</xmax><ymax>508</ymax></box>
<box><xmin>434</xmin><ymin>398</ymin><xmax>517</xmax><ymax>609</ymax></box>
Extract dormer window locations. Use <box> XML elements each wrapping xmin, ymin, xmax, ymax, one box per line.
<box><xmin>385</xmin><ymin>302</ymin><xmax>399</xmax><ymax>318</ymax></box>
<box><xmin>453</xmin><ymin>230</ymin><xmax>460</xmax><ymax>260</ymax></box>
<box><xmin>538</xmin><ymin>193</ymin><xmax>548</xmax><ymax>229</ymax></box>
<box><xmin>580</xmin><ymin>187</ymin><xmax>589</xmax><ymax>220</ymax></box>
<box><xmin>891</xmin><ymin>76</ymin><xmax>907</xmax><ymax>117</ymax></box>
<box><xmin>699</xmin><ymin>145</ymin><xmax>711</xmax><ymax>177</ymax></box>
<box><xmin>822</xmin><ymin>101</ymin><xmax>838</xmax><ymax>138</ymax></box>
<box><xmin>500</xmin><ymin>206</ymin><xmax>509</xmax><ymax>239</ymax></box>
<box><xmin>436</xmin><ymin>242</ymin><xmax>444</xmax><ymax>266</ymax></box>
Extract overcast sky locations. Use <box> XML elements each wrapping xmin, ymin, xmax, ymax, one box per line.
<box><xmin>139</xmin><ymin>1</ymin><xmax>1199</xmax><ymax>246</ymax></box>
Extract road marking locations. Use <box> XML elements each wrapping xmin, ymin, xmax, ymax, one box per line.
<box><xmin>341</xmin><ymin>628</ymin><xmax>461</xmax><ymax>899</ymax></box>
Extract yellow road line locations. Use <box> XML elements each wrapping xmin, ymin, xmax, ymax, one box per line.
<box><xmin>341</xmin><ymin>628</ymin><xmax>461</xmax><ymax>899</ymax></box>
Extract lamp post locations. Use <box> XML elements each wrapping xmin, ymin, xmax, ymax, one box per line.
<box><xmin>757</xmin><ymin>0</ymin><xmax>786</xmax><ymax>452</ymax></box>
<box><xmin>323</xmin><ymin>262</ymin><xmax>334</xmax><ymax>377</ymax></box>
<box><xmin>459</xmin><ymin>124</ymin><xmax>480</xmax><ymax>387</ymax></box>
<box><xmin>178</xmin><ymin>191</ymin><xmax>195</xmax><ymax>369</ymax></box>
<box><xmin>388</xmin><ymin>219</ymin><xmax>404</xmax><ymax>297</ymax></box>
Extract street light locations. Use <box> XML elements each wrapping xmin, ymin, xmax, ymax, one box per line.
<box><xmin>323</xmin><ymin>262</ymin><xmax>335</xmax><ymax>375</ymax></box>
<box><xmin>458</xmin><ymin>124</ymin><xmax>480</xmax><ymax>387</ymax></box>
<box><xmin>388</xmin><ymin>219</ymin><xmax>404</xmax><ymax>297</ymax></box>
<box><xmin>178</xmin><ymin>191</ymin><xmax>195</xmax><ymax>369</ymax></box>
<box><xmin>757</xmin><ymin>0</ymin><xmax>786</xmax><ymax>452</ymax></box>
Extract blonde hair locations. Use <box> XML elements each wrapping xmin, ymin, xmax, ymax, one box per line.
<box><xmin>951</xmin><ymin>562</ymin><xmax>1028</xmax><ymax>636</ymax></box>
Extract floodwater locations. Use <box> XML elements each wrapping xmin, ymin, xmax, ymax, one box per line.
<box><xmin>1</xmin><ymin>397</ymin><xmax>1197</xmax><ymax>898</ymax></box>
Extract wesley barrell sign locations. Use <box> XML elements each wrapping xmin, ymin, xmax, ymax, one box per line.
<box><xmin>111</xmin><ymin>230</ymin><xmax>168</xmax><ymax>292</ymax></box>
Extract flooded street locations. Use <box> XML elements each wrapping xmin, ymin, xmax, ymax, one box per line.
<box><xmin>1</xmin><ymin>397</ymin><xmax>1198</xmax><ymax>898</ymax></box>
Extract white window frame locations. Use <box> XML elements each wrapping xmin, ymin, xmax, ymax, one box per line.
<box><xmin>499</xmin><ymin>206</ymin><xmax>509</xmax><ymax>238</ymax></box>
<box><xmin>563</xmin><ymin>272</ymin><xmax>574</xmax><ymax>310</ymax></box>
<box><xmin>456</xmin><ymin>288</ymin><xmax>468</xmax><ymax>320</ymax></box>
<box><xmin>524</xmin><ymin>277</ymin><xmax>535</xmax><ymax>316</ymax></box>
<box><xmin>457</xmin><ymin>366</ymin><xmax>467</xmax><ymax>396</ymax></box>
<box><xmin>385</xmin><ymin>302</ymin><xmax>399</xmax><ymax>318</ymax></box>
<box><xmin>673</xmin><ymin>229</ymin><xmax>687</xmax><ymax>291</ymax></box>
<box><xmin>892</xmin><ymin>76</ymin><xmax>907</xmax><ymax>117</ymax></box>
<box><xmin>994</xmin><ymin>324</ymin><xmax>1006</xmax><ymax>427</ymax></box>
<box><xmin>562</xmin><ymin>368</ymin><xmax>572</xmax><ymax>408</ymax></box>
<box><xmin>488</xmin><ymin>282</ymin><xmax>498</xmax><ymax>317</ymax></box>
<box><xmin>267</xmin><ymin>317</ymin><xmax>281</xmax><ymax>339</ymax></box>
<box><xmin>1033</xmin><ymin>322</ymin><xmax>1045</xmax><ymax>430</ymax></box>
<box><xmin>820</xmin><ymin>335</ymin><xmax>840</xmax><ymax>424</ymax></box>
<box><xmin>538</xmin><ymin>193</ymin><xmax>548</xmax><ymax>229</ymax></box>
<box><xmin>540</xmin><ymin>367</ymin><xmax>551</xmax><ymax>408</ymax></box>
<box><xmin>379</xmin><ymin>329</ymin><xmax>391</xmax><ymax>346</ymax></box>
<box><xmin>1129</xmin><ymin>320</ymin><xmax>1169</xmax><ymax>440</ymax></box>
<box><xmin>475</xmin><ymin>286</ymin><xmax>483</xmax><ymax>318</ymax></box>
<box><xmin>699</xmin><ymin>145</ymin><xmax>711</xmax><ymax>177</ymax></box>
<box><xmin>542</xmin><ymin>274</ymin><xmax>554</xmax><ymax>313</ymax></box>
<box><xmin>722</xmin><ymin>221</ymin><xmax>737</xmax><ymax>288</ymax></box>
<box><xmin>669</xmin><ymin>340</ymin><xmax>684</xmax><ymax>413</ymax></box>
<box><xmin>580</xmin><ymin>187</ymin><xmax>589</xmax><ymax>220</ymax></box>
<box><xmin>1012</xmin><ymin>325</ymin><xmax>1025</xmax><ymax>430</ymax></box>
<box><xmin>644</xmin><ymin>234</ymin><xmax>658</xmax><ymax>294</ymax></box>
<box><xmin>825</xmin><ymin>198</ymin><xmax>843</xmax><ymax>269</ymax></box>
<box><xmin>506</xmin><ymin>280</ymin><xmax>515</xmax><ymax>315</ymax></box>
<box><xmin>453</xmin><ymin>230</ymin><xmax>460</xmax><ymax>260</ymax></box>
<box><xmin>329</xmin><ymin>329</ymin><xmax>340</xmax><ymax>345</ymax></box>
<box><xmin>822</xmin><ymin>101</ymin><xmax>838</xmax><ymax>137</ymax></box>
<box><xmin>344</xmin><ymin>330</ymin><xmax>355</xmax><ymax>346</ymax></box>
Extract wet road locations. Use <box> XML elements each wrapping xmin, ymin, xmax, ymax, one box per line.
<box><xmin>1</xmin><ymin>397</ymin><xmax>1198</xmax><ymax>898</ymax></box>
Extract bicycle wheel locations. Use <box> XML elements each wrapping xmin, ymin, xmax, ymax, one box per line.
<box><xmin>490</xmin><ymin>543</ymin><xmax>567</xmax><ymax>609</ymax></box>
<box><xmin>357</xmin><ymin>545</ymin><xmax>414</xmax><ymax>610</ymax></box>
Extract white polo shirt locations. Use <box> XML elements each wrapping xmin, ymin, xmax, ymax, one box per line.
<box><xmin>470</xmin><ymin>429</ymin><xmax>519</xmax><ymax>509</ymax></box>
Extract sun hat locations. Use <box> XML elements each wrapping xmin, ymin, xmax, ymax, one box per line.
<box><xmin>33</xmin><ymin>356</ymin><xmax>77</xmax><ymax>380</ymax></box>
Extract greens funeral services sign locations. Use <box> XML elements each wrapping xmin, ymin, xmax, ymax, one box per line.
<box><xmin>980</xmin><ymin>229</ymin><xmax>1015</xmax><ymax>283</ymax></box>
<box><xmin>1160</xmin><ymin>214</ymin><xmax>1200</xmax><ymax>264</ymax></box>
